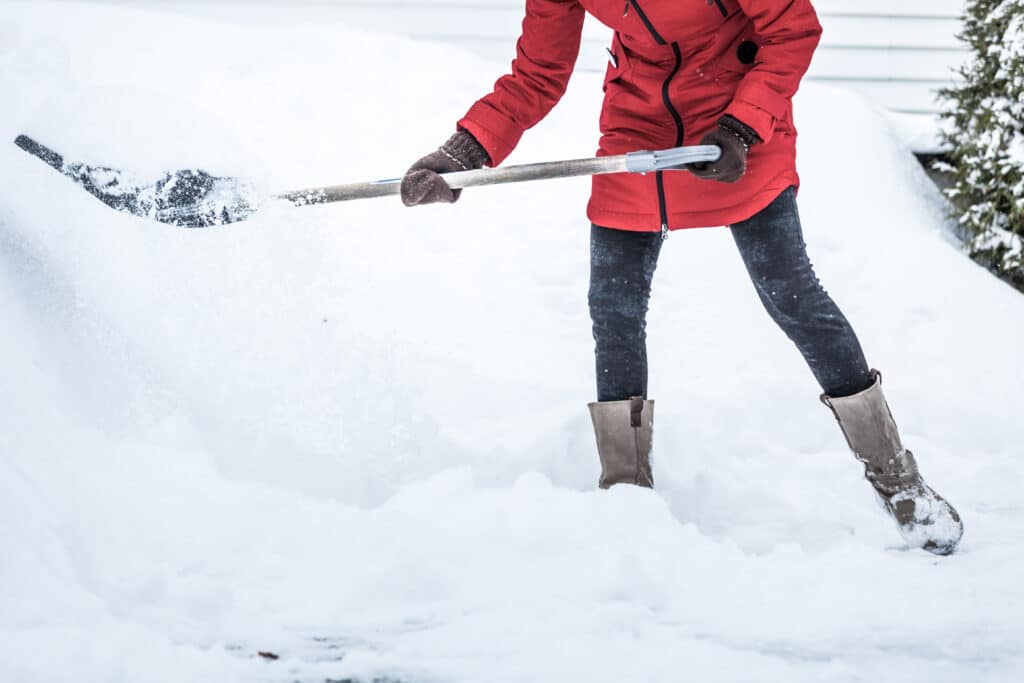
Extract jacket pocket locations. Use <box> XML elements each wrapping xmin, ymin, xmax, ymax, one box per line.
<box><xmin>603</xmin><ymin>33</ymin><xmax>630</xmax><ymax>93</ymax></box>
<box><xmin>600</xmin><ymin>34</ymin><xmax>636</xmax><ymax>136</ymax></box>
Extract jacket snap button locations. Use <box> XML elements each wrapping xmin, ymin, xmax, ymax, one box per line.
<box><xmin>737</xmin><ymin>40</ymin><xmax>758</xmax><ymax>65</ymax></box>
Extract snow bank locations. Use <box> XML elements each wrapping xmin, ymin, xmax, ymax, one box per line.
<box><xmin>1</xmin><ymin>2</ymin><xmax>1022</xmax><ymax>682</ymax></box>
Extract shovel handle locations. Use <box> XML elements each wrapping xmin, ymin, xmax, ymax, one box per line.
<box><xmin>277</xmin><ymin>145</ymin><xmax>721</xmax><ymax>207</ymax></box>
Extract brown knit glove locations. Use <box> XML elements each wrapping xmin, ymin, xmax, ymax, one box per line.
<box><xmin>400</xmin><ymin>130</ymin><xmax>491</xmax><ymax>206</ymax></box>
<box><xmin>688</xmin><ymin>115</ymin><xmax>762</xmax><ymax>183</ymax></box>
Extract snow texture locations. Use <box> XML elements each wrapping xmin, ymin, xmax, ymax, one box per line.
<box><xmin>1</xmin><ymin>2</ymin><xmax>1023</xmax><ymax>682</ymax></box>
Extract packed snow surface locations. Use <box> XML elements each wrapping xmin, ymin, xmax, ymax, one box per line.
<box><xmin>2</xmin><ymin>2</ymin><xmax>1023</xmax><ymax>682</ymax></box>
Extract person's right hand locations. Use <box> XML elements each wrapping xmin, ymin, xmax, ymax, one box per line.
<box><xmin>688</xmin><ymin>115</ymin><xmax>761</xmax><ymax>184</ymax></box>
<box><xmin>400</xmin><ymin>130</ymin><xmax>491</xmax><ymax>207</ymax></box>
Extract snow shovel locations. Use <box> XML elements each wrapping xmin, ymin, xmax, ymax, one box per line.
<box><xmin>13</xmin><ymin>134</ymin><xmax>721</xmax><ymax>229</ymax></box>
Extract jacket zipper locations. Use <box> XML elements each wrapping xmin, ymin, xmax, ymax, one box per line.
<box><xmin>710</xmin><ymin>0</ymin><xmax>728</xmax><ymax>18</ymax></box>
<box><xmin>627</xmin><ymin>1</ymin><xmax>685</xmax><ymax>235</ymax></box>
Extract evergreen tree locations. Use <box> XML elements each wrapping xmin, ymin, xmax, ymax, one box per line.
<box><xmin>937</xmin><ymin>0</ymin><xmax>1024</xmax><ymax>291</ymax></box>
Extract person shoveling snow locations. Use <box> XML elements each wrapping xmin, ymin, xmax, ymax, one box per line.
<box><xmin>399</xmin><ymin>0</ymin><xmax>963</xmax><ymax>555</ymax></box>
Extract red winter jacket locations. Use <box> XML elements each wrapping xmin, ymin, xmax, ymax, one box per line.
<box><xmin>457</xmin><ymin>0</ymin><xmax>822</xmax><ymax>231</ymax></box>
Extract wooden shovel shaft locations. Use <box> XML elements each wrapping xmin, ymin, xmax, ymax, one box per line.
<box><xmin>275</xmin><ymin>145</ymin><xmax>721</xmax><ymax>207</ymax></box>
<box><xmin>276</xmin><ymin>155</ymin><xmax>628</xmax><ymax>206</ymax></box>
<box><xmin>12</xmin><ymin>134</ymin><xmax>722</xmax><ymax>227</ymax></box>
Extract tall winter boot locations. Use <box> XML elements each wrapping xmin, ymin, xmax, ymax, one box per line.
<box><xmin>588</xmin><ymin>397</ymin><xmax>654</xmax><ymax>489</ymax></box>
<box><xmin>822</xmin><ymin>371</ymin><xmax>963</xmax><ymax>555</ymax></box>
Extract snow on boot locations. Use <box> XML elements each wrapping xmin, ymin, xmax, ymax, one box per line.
<box><xmin>822</xmin><ymin>371</ymin><xmax>963</xmax><ymax>555</ymax></box>
<box><xmin>588</xmin><ymin>397</ymin><xmax>654</xmax><ymax>489</ymax></box>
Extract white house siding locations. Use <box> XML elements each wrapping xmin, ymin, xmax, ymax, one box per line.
<box><xmin>281</xmin><ymin>0</ymin><xmax>966</xmax><ymax>117</ymax></box>
<box><xmin>79</xmin><ymin>0</ymin><xmax>967</xmax><ymax>143</ymax></box>
<box><xmin>810</xmin><ymin>0</ymin><xmax>967</xmax><ymax>116</ymax></box>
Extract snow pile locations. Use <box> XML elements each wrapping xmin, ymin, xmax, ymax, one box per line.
<box><xmin>1</xmin><ymin>2</ymin><xmax>1023</xmax><ymax>682</ymax></box>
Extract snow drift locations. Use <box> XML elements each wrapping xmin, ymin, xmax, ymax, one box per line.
<box><xmin>1</xmin><ymin>2</ymin><xmax>1022</xmax><ymax>682</ymax></box>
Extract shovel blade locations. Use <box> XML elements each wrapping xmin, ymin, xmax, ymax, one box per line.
<box><xmin>14</xmin><ymin>135</ymin><xmax>258</xmax><ymax>228</ymax></box>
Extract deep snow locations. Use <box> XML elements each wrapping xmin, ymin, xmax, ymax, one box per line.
<box><xmin>1</xmin><ymin>2</ymin><xmax>1023</xmax><ymax>682</ymax></box>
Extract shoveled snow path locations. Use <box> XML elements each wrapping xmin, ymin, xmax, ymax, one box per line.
<box><xmin>1</xmin><ymin>2</ymin><xmax>1022</xmax><ymax>682</ymax></box>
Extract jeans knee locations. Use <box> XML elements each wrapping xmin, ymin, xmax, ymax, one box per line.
<box><xmin>590</xmin><ymin>271</ymin><xmax>650</xmax><ymax>314</ymax></box>
<box><xmin>755</xmin><ymin>275</ymin><xmax>848</xmax><ymax>337</ymax></box>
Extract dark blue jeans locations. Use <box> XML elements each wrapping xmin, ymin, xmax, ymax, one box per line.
<box><xmin>589</xmin><ymin>187</ymin><xmax>873</xmax><ymax>401</ymax></box>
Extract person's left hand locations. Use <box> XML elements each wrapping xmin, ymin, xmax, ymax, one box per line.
<box><xmin>400</xmin><ymin>130</ymin><xmax>490</xmax><ymax>206</ymax></box>
<box><xmin>688</xmin><ymin>115</ymin><xmax>762</xmax><ymax>183</ymax></box>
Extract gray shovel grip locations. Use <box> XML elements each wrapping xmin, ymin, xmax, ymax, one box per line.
<box><xmin>277</xmin><ymin>144</ymin><xmax>721</xmax><ymax>206</ymax></box>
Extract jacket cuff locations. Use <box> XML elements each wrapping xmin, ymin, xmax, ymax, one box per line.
<box><xmin>444</xmin><ymin>130</ymin><xmax>491</xmax><ymax>168</ymax></box>
<box><xmin>457</xmin><ymin>100</ymin><xmax>525</xmax><ymax>167</ymax></box>
<box><xmin>723</xmin><ymin>100</ymin><xmax>775</xmax><ymax>145</ymax></box>
<box><xmin>724</xmin><ymin>82</ymin><xmax>792</xmax><ymax>145</ymax></box>
<box><xmin>718</xmin><ymin>115</ymin><xmax>762</xmax><ymax>147</ymax></box>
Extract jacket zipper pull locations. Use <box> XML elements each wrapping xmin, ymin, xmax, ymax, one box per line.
<box><xmin>661</xmin><ymin>223</ymin><xmax>669</xmax><ymax>240</ymax></box>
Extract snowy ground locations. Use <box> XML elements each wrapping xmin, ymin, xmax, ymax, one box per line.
<box><xmin>2</xmin><ymin>2</ymin><xmax>1023</xmax><ymax>682</ymax></box>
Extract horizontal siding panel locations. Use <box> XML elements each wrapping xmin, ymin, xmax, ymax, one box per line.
<box><xmin>809</xmin><ymin>46</ymin><xmax>966</xmax><ymax>81</ymax></box>
<box><xmin>808</xmin><ymin>79</ymin><xmax>951</xmax><ymax>114</ymax></box>
<box><xmin>812</xmin><ymin>0</ymin><xmax>964</xmax><ymax>18</ymax></box>
<box><xmin>820</xmin><ymin>15</ymin><xmax>964</xmax><ymax>49</ymax></box>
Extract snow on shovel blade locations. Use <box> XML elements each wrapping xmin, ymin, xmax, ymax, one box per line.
<box><xmin>14</xmin><ymin>135</ymin><xmax>258</xmax><ymax>227</ymax></box>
